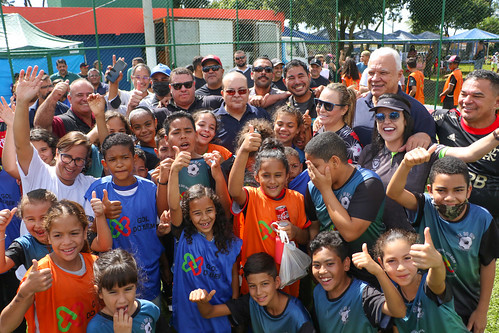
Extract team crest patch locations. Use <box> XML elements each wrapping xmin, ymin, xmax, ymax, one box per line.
<box><xmin>339</xmin><ymin>192</ymin><xmax>352</xmax><ymax>209</ymax></box>
<box><xmin>339</xmin><ymin>306</ymin><xmax>350</xmax><ymax>324</ymax></box>
<box><xmin>141</xmin><ymin>317</ymin><xmax>153</xmax><ymax>332</ymax></box>
<box><xmin>372</xmin><ymin>158</ymin><xmax>380</xmax><ymax>170</ymax></box>
<box><xmin>457</xmin><ymin>232</ymin><xmax>475</xmax><ymax>251</ymax></box>
<box><xmin>187</xmin><ymin>163</ymin><xmax>200</xmax><ymax>176</ymax></box>
<box><xmin>412</xmin><ymin>301</ymin><xmax>424</xmax><ymax>319</ymax></box>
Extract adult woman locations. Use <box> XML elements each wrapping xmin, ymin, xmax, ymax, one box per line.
<box><xmin>314</xmin><ymin>83</ymin><xmax>362</xmax><ymax>164</ymax></box>
<box><xmin>341</xmin><ymin>58</ymin><xmax>361</xmax><ymax>90</ymax></box>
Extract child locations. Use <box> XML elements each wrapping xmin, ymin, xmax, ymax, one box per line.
<box><xmin>439</xmin><ymin>55</ymin><xmax>462</xmax><ymax>109</ymax></box>
<box><xmin>30</xmin><ymin>128</ymin><xmax>58</xmax><ymax>166</ymax></box>
<box><xmin>193</xmin><ymin>110</ymin><xmax>232</xmax><ymax>161</ymax></box>
<box><xmin>273</xmin><ymin>105</ymin><xmax>305</xmax><ymax>162</ymax></box>
<box><xmin>310</xmin><ymin>231</ymin><xmax>406</xmax><ymax>332</ymax></box>
<box><xmin>285</xmin><ymin>147</ymin><xmax>309</xmax><ymax>197</ymax></box>
<box><xmin>106</xmin><ymin>111</ymin><xmax>131</xmax><ymax>135</ymax></box>
<box><xmin>167</xmin><ymin>178</ymin><xmax>241</xmax><ymax>332</ymax></box>
<box><xmin>228</xmin><ymin>132</ymin><xmax>309</xmax><ymax>297</ymax></box>
<box><xmin>87</xmin><ymin>248</ymin><xmax>160</xmax><ymax>332</ymax></box>
<box><xmin>133</xmin><ymin>148</ymin><xmax>149</xmax><ymax>179</ymax></box>
<box><xmin>189</xmin><ymin>252</ymin><xmax>314</xmax><ymax>333</ymax></box>
<box><xmin>129</xmin><ymin>107</ymin><xmax>160</xmax><ymax>171</ymax></box>
<box><xmin>387</xmin><ymin>154</ymin><xmax>499</xmax><ymax>331</ymax></box>
<box><xmin>406</xmin><ymin>57</ymin><xmax>425</xmax><ymax>104</ymax></box>
<box><xmin>149</xmin><ymin>129</ymin><xmax>175</xmax><ymax>185</ymax></box>
<box><xmin>372</xmin><ymin>228</ymin><xmax>469</xmax><ymax>332</ymax></box>
<box><xmin>0</xmin><ymin>200</ymin><xmax>101</xmax><ymax>333</ymax></box>
<box><xmin>85</xmin><ymin>133</ymin><xmax>164</xmax><ymax>304</ymax></box>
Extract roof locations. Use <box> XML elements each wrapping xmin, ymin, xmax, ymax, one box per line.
<box><xmin>445</xmin><ymin>28</ymin><xmax>499</xmax><ymax>41</ymax></box>
<box><xmin>283</xmin><ymin>27</ymin><xmax>328</xmax><ymax>43</ymax></box>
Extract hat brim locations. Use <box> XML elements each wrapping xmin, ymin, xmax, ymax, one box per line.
<box><xmin>370</xmin><ymin>105</ymin><xmax>407</xmax><ymax>113</ymax></box>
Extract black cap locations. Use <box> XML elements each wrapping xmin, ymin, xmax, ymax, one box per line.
<box><xmin>370</xmin><ymin>97</ymin><xmax>410</xmax><ymax>113</ymax></box>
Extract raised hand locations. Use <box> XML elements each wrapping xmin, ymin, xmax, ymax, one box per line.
<box><xmin>302</xmin><ymin>109</ymin><xmax>312</xmax><ymax>129</ymax></box>
<box><xmin>189</xmin><ymin>289</ymin><xmax>216</xmax><ymax>304</ymax></box>
<box><xmin>23</xmin><ymin>259</ymin><xmax>53</xmax><ymax>295</ymax></box>
<box><xmin>90</xmin><ymin>191</ymin><xmax>105</xmax><ymax>218</ymax></box>
<box><xmin>352</xmin><ymin>243</ymin><xmax>383</xmax><ymax>275</ymax></box>
<box><xmin>240</xmin><ymin>125</ymin><xmax>262</xmax><ymax>153</ymax></box>
<box><xmin>171</xmin><ymin>146</ymin><xmax>191</xmax><ymax>173</ymax></box>
<box><xmin>410</xmin><ymin>227</ymin><xmax>442</xmax><ymax>270</ymax></box>
<box><xmin>203</xmin><ymin>150</ymin><xmax>222</xmax><ymax>169</ymax></box>
<box><xmin>0</xmin><ymin>208</ymin><xmax>17</xmax><ymax>234</ymax></box>
<box><xmin>15</xmin><ymin>66</ymin><xmax>44</xmax><ymax>104</ymax></box>
<box><xmin>403</xmin><ymin>144</ymin><xmax>437</xmax><ymax>168</ymax></box>
<box><xmin>87</xmin><ymin>93</ymin><xmax>106</xmax><ymax>117</ymax></box>
<box><xmin>157</xmin><ymin>210</ymin><xmax>172</xmax><ymax>236</ymax></box>
<box><xmin>306</xmin><ymin>160</ymin><xmax>332</xmax><ymax>193</ymax></box>
<box><xmin>102</xmin><ymin>189</ymin><xmax>122</xmax><ymax>220</ymax></box>
<box><xmin>0</xmin><ymin>97</ymin><xmax>15</xmax><ymax>127</ymax></box>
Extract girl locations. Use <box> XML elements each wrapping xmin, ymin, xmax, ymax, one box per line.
<box><xmin>314</xmin><ymin>83</ymin><xmax>362</xmax><ymax>164</ymax></box>
<box><xmin>193</xmin><ymin>110</ymin><xmax>232</xmax><ymax>161</ymax></box>
<box><xmin>371</xmin><ymin>228</ymin><xmax>469</xmax><ymax>332</ymax></box>
<box><xmin>129</xmin><ymin>107</ymin><xmax>160</xmax><ymax>171</ymax></box>
<box><xmin>228</xmin><ymin>134</ymin><xmax>309</xmax><ymax>297</ymax></box>
<box><xmin>273</xmin><ymin>105</ymin><xmax>305</xmax><ymax>162</ymax></box>
<box><xmin>341</xmin><ymin>58</ymin><xmax>361</xmax><ymax>90</ymax></box>
<box><xmin>0</xmin><ymin>200</ymin><xmax>102</xmax><ymax>333</ymax></box>
<box><xmin>106</xmin><ymin>111</ymin><xmax>131</xmax><ymax>135</ymax></box>
<box><xmin>87</xmin><ymin>249</ymin><xmax>160</xmax><ymax>332</ymax></box>
<box><xmin>30</xmin><ymin>128</ymin><xmax>58</xmax><ymax>166</ymax></box>
<box><xmin>168</xmin><ymin>148</ymin><xmax>242</xmax><ymax>333</ymax></box>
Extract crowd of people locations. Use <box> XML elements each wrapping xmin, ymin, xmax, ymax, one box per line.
<box><xmin>0</xmin><ymin>45</ymin><xmax>497</xmax><ymax>333</ymax></box>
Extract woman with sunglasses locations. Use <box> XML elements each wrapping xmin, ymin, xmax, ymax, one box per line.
<box><xmin>359</xmin><ymin>93</ymin><xmax>499</xmax><ymax>230</ymax></box>
<box><xmin>313</xmin><ymin>83</ymin><xmax>363</xmax><ymax>164</ymax></box>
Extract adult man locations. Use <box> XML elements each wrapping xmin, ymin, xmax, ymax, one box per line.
<box><xmin>406</xmin><ymin>57</ymin><xmax>425</xmax><ymax>104</ymax></box>
<box><xmin>139</xmin><ymin>63</ymin><xmax>172</xmax><ymax>116</ymax></box>
<box><xmin>214</xmin><ymin>72</ymin><xmax>270</xmax><ymax>152</ymax></box>
<box><xmin>77</xmin><ymin>62</ymin><xmax>89</xmax><ymax>79</ymax></box>
<box><xmin>127</xmin><ymin>57</ymin><xmax>145</xmax><ymax>90</ymax></box>
<box><xmin>353</xmin><ymin>47</ymin><xmax>435</xmax><ymax>147</ymax></box>
<box><xmin>248</xmin><ymin>57</ymin><xmax>289</xmax><ymax>116</ymax></box>
<box><xmin>309</xmin><ymin>58</ymin><xmax>329</xmax><ymax>88</ymax></box>
<box><xmin>192</xmin><ymin>56</ymin><xmax>206</xmax><ymax>90</ymax></box>
<box><xmin>230</xmin><ymin>50</ymin><xmax>253</xmax><ymax>88</ymax></box>
<box><xmin>433</xmin><ymin>70</ymin><xmax>499</xmax><ymax>226</ymax></box>
<box><xmin>474</xmin><ymin>41</ymin><xmax>485</xmax><ymax>70</ymax></box>
<box><xmin>34</xmin><ymin>78</ymin><xmax>95</xmax><ymax>138</ymax></box>
<box><xmin>356</xmin><ymin>50</ymin><xmax>370</xmax><ymax>74</ymax></box>
<box><xmin>440</xmin><ymin>55</ymin><xmax>463</xmax><ymax>110</ymax></box>
<box><xmin>50</xmin><ymin>59</ymin><xmax>80</xmax><ymax>84</ymax></box>
<box><xmin>93</xmin><ymin>60</ymin><xmax>105</xmax><ymax>82</ymax></box>
<box><xmin>152</xmin><ymin>67</ymin><xmax>223</xmax><ymax>127</ymax></box>
<box><xmin>28</xmin><ymin>75</ymin><xmax>69</xmax><ymax>128</ymax></box>
<box><xmin>271</xmin><ymin>58</ymin><xmax>287</xmax><ymax>91</ymax></box>
<box><xmin>87</xmin><ymin>68</ymin><xmax>109</xmax><ymax>95</ymax></box>
<box><xmin>196</xmin><ymin>55</ymin><xmax>224</xmax><ymax>96</ymax></box>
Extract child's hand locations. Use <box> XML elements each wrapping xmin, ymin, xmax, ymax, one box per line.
<box><xmin>302</xmin><ymin>109</ymin><xmax>311</xmax><ymax>129</ymax></box>
<box><xmin>306</xmin><ymin>160</ymin><xmax>332</xmax><ymax>192</ymax></box>
<box><xmin>313</xmin><ymin>117</ymin><xmax>323</xmax><ymax>133</ymax></box>
<box><xmin>352</xmin><ymin>243</ymin><xmax>383</xmax><ymax>275</ymax></box>
<box><xmin>0</xmin><ymin>208</ymin><xmax>17</xmax><ymax>234</ymax></box>
<box><xmin>157</xmin><ymin>157</ymin><xmax>174</xmax><ymax>183</ymax></box>
<box><xmin>189</xmin><ymin>288</ymin><xmax>216</xmax><ymax>304</ymax></box>
<box><xmin>203</xmin><ymin>150</ymin><xmax>222</xmax><ymax>169</ymax></box>
<box><xmin>15</xmin><ymin>66</ymin><xmax>44</xmax><ymax>104</ymax></box>
<box><xmin>22</xmin><ymin>259</ymin><xmax>52</xmax><ymax>295</ymax></box>
<box><xmin>410</xmin><ymin>227</ymin><xmax>442</xmax><ymax>270</ymax></box>
<box><xmin>157</xmin><ymin>210</ymin><xmax>172</xmax><ymax>236</ymax></box>
<box><xmin>467</xmin><ymin>308</ymin><xmax>487</xmax><ymax>333</ymax></box>
<box><xmin>240</xmin><ymin>125</ymin><xmax>261</xmax><ymax>153</ymax></box>
<box><xmin>90</xmin><ymin>191</ymin><xmax>105</xmax><ymax>217</ymax></box>
<box><xmin>279</xmin><ymin>222</ymin><xmax>298</xmax><ymax>241</ymax></box>
<box><xmin>113</xmin><ymin>308</ymin><xmax>133</xmax><ymax>333</ymax></box>
<box><xmin>171</xmin><ymin>146</ymin><xmax>191</xmax><ymax>173</ymax></box>
<box><xmin>0</xmin><ymin>96</ymin><xmax>15</xmax><ymax>127</ymax></box>
<box><xmin>87</xmin><ymin>94</ymin><xmax>106</xmax><ymax>117</ymax></box>
<box><xmin>403</xmin><ymin>144</ymin><xmax>437</xmax><ymax>168</ymax></box>
<box><xmin>102</xmin><ymin>189</ymin><xmax>122</xmax><ymax>220</ymax></box>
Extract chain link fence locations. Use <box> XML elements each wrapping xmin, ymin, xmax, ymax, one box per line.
<box><xmin>1</xmin><ymin>0</ymin><xmax>499</xmax><ymax>108</ymax></box>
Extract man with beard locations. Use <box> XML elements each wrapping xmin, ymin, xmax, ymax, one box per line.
<box><xmin>87</xmin><ymin>68</ymin><xmax>109</xmax><ymax>95</ymax></box>
<box><xmin>248</xmin><ymin>57</ymin><xmax>289</xmax><ymax>116</ymax></box>
<box><xmin>28</xmin><ymin>75</ymin><xmax>69</xmax><ymax>128</ymax></box>
<box><xmin>230</xmin><ymin>50</ymin><xmax>253</xmax><ymax>88</ymax></box>
<box><xmin>50</xmin><ymin>58</ymin><xmax>80</xmax><ymax>84</ymax></box>
<box><xmin>196</xmin><ymin>55</ymin><xmax>225</xmax><ymax>96</ymax></box>
<box><xmin>271</xmin><ymin>58</ymin><xmax>287</xmax><ymax>91</ymax></box>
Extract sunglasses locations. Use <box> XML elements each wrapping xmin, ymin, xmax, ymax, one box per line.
<box><xmin>171</xmin><ymin>81</ymin><xmax>194</xmax><ymax>90</ymax></box>
<box><xmin>224</xmin><ymin>88</ymin><xmax>248</xmax><ymax>96</ymax></box>
<box><xmin>202</xmin><ymin>65</ymin><xmax>222</xmax><ymax>73</ymax></box>
<box><xmin>253</xmin><ymin>66</ymin><xmax>273</xmax><ymax>73</ymax></box>
<box><xmin>375</xmin><ymin>111</ymin><xmax>401</xmax><ymax>122</ymax></box>
<box><xmin>235</xmin><ymin>56</ymin><xmax>245</xmax><ymax>60</ymax></box>
<box><xmin>315</xmin><ymin>98</ymin><xmax>346</xmax><ymax>112</ymax></box>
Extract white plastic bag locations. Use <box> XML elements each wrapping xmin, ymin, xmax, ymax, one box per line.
<box><xmin>271</xmin><ymin>223</ymin><xmax>311</xmax><ymax>288</ymax></box>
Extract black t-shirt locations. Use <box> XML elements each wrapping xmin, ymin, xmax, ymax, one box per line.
<box><xmin>310</xmin><ymin>75</ymin><xmax>330</xmax><ymax>88</ymax></box>
<box><xmin>195</xmin><ymin>84</ymin><xmax>223</xmax><ymax>96</ymax></box>
<box><xmin>272</xmin><ymin>79</ymin><xmax>287</xmax><ymax>91</ymax></box>
<box><xmin>195</xmin><ymin>76</ymin><xmax>206</xmax><ymax>90</ymax></box>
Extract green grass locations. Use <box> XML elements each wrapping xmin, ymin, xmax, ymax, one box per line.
<box><xmin>486</xmin><ymin>263</ymin><xmax>499</xmax><ymax>332</ymax></box>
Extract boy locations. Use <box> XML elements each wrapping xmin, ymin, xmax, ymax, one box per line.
<box><xmin>311</xmin><ymin>231</ymin><xmax>405</xmax><ymax>332</ymax></box>
<box><xmin>133</xmin><ymin>147</ymin><xmax>149</xmax><ymax>179</ymax></box>
<box><xmin>406</xmin><ymin>57</ymin><xmax>425</xmax><ymax>104</ymax></box>
<box><xmin>387</xmin><ymin>153</ymin><xmax>499</xmax><ymax>331</ymax></box>
<box><xmin>439</xmin><ymin>55</ymin><xmax>463</xmax><ymax>109</ymax></box>
<box><xmin>189</xmin><ymin>252</ymin><xmax>314</xmax><ymax>333</ymax></box>
<box><xmin>304</xmin><ymin>132</ymin><xmax>384</xmax><ymax>283</ymax></box>
<box><xmin>84</xmin><ymin>133</ymin><xmax>164</xmax><ymax>304</ymax></box>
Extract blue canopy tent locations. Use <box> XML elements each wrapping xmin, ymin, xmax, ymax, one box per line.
<box><xmin>444</xmin><ymin>28</ymin><xmax>499</xmax><ymax>63</ymax></box>
<box><xmin>283</xmin><ymin>27</ymin><xmax>329</xmax><ymax>43</ymax></box>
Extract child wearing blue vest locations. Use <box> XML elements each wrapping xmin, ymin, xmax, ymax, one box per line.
<box><xmin>189</xmin><ymin>252</ymin><xmax>314</xmax><ymax>333</ymax></box>
<box><xmin>311</xmin><ymin>231</ymin><xmax>406</xmax><ymax>332</ymax></box>
<box><xmin>387</xmin><ymin>153</ymin><xmax>499</xmax><ymax>332</ymax></box>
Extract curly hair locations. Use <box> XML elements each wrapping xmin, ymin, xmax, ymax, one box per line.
<box><xmin>180</xmin><ymin>185</ymin><xmax>235</xmax><ymax>256</ymax></box>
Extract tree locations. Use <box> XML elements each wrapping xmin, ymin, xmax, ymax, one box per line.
<box><xmin>478</xmin><ymin>17</ymin><xmax>499</xmax><ymax>34</ymax></box>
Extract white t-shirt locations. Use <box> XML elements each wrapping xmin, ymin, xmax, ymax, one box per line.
<box><xmin>17</xmin><ymin>148</ymin><xmax>96</xmax><ymax>217</ymax></box>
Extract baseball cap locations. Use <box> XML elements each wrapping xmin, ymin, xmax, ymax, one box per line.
<box><xmin>151</xmin><ymin>63</ymin><xmax>171</xmax><ymax>77</ymax></box>
<box><xmin>201</xmin><ymin>55</ymin><xmax>222</xmax><ymax>67</ymax></box>
<box><xmin>79</xmin><ymin>62</ymin><xmax>89</xmax><ymax>68</ymax></box>
<box><xmin>448</xmin><ymin>55</ymin><xmax>461</xmax><ymax>64</ymax></box>
<box><xmin>369</xmin><ymin>96</ymin><xmax>410</xmax><ymax>113</ymax></box>
<box><xmin>310</xmin><ymin>58</ymin><xmax>322</xmax><ymax>67</ymax></box>
<box><xmin>271</xmin><ymin>58</ymin><xmax>284</xmax><ymax>66</ymax></box>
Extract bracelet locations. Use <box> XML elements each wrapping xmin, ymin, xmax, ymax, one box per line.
<box><xmin>157</xmin><ymin>180</ymin><xmax>168</xmax><ymax>185</ymax></box>
<box><xmin>494</xmin><ymin>130</ymin><xmax>499</xmax><ymax>141</ymax></box>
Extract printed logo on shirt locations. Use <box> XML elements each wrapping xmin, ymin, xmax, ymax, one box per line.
<box><xmin>109</xmin><ymin>215</ymin><xmax>157</xmax><ymax>238</ymax></box>
<box><xmin>372</xmin><ymin>158</ymin><xmax>380</xmax><ymax>170</ymax></box>
<box><xmin>412</xmin><ymin>301</ymin><xmax>424</xmax><ymax>319</ymax></box>
<box><xmin>338</xmin><ymin>192</ymin><xmax>352</xmax><ymax>209</ymax></box>
<box><xmin>447</xmin><ymin>133</ymin><xmax>456</xmax><ymax>142</ymax></box>
<box><xmin>339</xmin><ymin>306</ymin><xmax>351</xmax><ymax>324</ymax></box>
<box><xmin>438</xmin><ymin>248</ymin><xmax>457</xmax><ymax>275</ymax></box>
<box><xmin>187</xmin><ymin>163</ymin><xmax>200</xmax><ymax>176</ymax></box>
<box><xmin>182</xmin><ymin>252</ymin><xmax>204</xmax><ymax>276</ymax></box>
<box><xmin>56</xmin><ymin>303</ymin><xmax>84</xmax><ymax>332</ymax></box>
<box><xmin>457</xmin><ymin>232</ymin><xmax>475</xmax><ymax>251</ymax></box>
<box><xmin>141</xmin><ymin>317</ymin><xmax>153</xmax><ymax>332</ymax></box>
<box><xmin>258</xmin><ymin>220</ymin><xmax>274</xmax><ymax>241</ymax></box>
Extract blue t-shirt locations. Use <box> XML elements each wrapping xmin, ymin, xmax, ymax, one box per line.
<box><xmin>86</xmin><ymin>299</ymin><xmax>160</xmax><ymax>332</ymax></box>
<box><xmin>12</xmin><ymin>234</ymin><xmax>52</xmax><ymax>270</ymax></box>
<box><xmin>85</xmin><ymin>176</ymin><xmax>164</xmax><ymax>301</ymax></box>
<box><xmin>0</xmin><ymin>169</ymin><xmax>21</xmax><ymax>248</ymax></box>
<box><xmin>289</xmin><ymin>170</ymin><xmax>310</xmax><ymax>197</ymax></box>
<box><xmin>172</xmin><ymin>231</ymin><xmax>242</xmax><ymax>333</ymax></box>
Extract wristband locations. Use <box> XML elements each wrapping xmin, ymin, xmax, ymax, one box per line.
<box><xmin>158</xmin><ymin>180</ymin><xmax>168</xmax><ymax>185</ymax></box>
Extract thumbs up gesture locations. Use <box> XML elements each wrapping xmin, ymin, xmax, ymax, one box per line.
<box><xmin>302</xmin><ymin>109</ymin><xmax>312</xmax><ymax>128</ymax></box>
<box><xmin>189</xmin><ymin>288</ymin><xmax>216</xmax><ymax>304</ymax></box>
<box><xmin>352</xmin><ymin>243</ymin><xmax>383</xmax><ymax>275</ymax></box>
<box><xmin>410</xmin><ymin>227</ymin><xmax>442</xmax><ymax>270</ymax></box>
<box><xmin>171</xmin><ymin>146</ymin><xmax>191</xmax><ymax>173</ymax></box>
<box><xmin>23</xmin><ymin>259</ymin><xmax>53</xmax><ymax>295</ymax></box>
<box><xmin>0</xmin><ymin>208</ymin><xmax>17</xmax><ymax>234</ymax></box>
<box><xmin>102</xmin><ymin>189</ymin><xmax>122</xmax><ymax>220</ymax></box>
<box><xmin>240</xmin><ymin>124</ymin><xmax>262</xmax><ymax>153</ymax></box>
<box><xmin>90</xmin><ymin>191</ymin><xmax>105</xmax><ymax>218</ymax></box>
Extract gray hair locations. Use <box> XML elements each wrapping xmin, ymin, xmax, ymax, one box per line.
<box><xmin>369</xmin><ymin>47</ymin><xmax>401</xmax><ymax>72</ymax></box>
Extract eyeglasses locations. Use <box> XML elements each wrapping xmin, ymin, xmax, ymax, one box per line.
<box><xmin>133</xmin><ymin>76</ymin><xmax>151</xmax><ymax>81</ymax></box>
<box><xmin>60</xmin><ymin>153</ymin><xmax>86</xmax><ymax>167</ymax></box>
<box><xmin>202</xmin><ymin>65</ymin><xmax>222</xmax><ymax>73</ymax></box>
<box><xmin>235</xmin><ymin>56</ymin><xmax>245</xmax><ymax>60</ymax></box>
<box><xmin>253</xmin><ymin>66</ymin><xmax>273</xmax><ymax>73</ymax></box>
<box><xmin>40</xmin><ymin>84</ymin><xmax>54</xmax><ymax>89</ymax></box>
<box><xmin>224</xmin><ymin>88</ymin><xmax>248</xmax><ymax>95</ymax></box>
<box><xmin>171</xmin><ymin>81</ymin><xmax>194</xmax><ymax>90</ymax></box>
<box><xmin>315</xmin><ymin>98</ymin><xmax>346</xmax><ymax>112</ymax></box>
<box><xmin>375</xmin><ymin>111</ymin><xmax>401</xmax><ymax>122</ymax></box>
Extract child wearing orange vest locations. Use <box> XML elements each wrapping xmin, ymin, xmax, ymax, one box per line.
<box><xmin>440</xmin><ymin>55</ymin><xmax>463</xmax><ymax>109</ymax></box>
<box><xmin>406</xmin><ymin>58</ymin><xmax>425</xmax><ymax>105</ymax></box>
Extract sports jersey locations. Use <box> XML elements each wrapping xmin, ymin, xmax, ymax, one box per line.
<box><xmin>313</xmin><ymin>278</ymin><xmax>383</xmax><ymax>332</ymax></box>
<box><xmin>433</xmin><ymin>109</ymin><xmax>499</xmax><ymax>219</ymax></box>
<box><xmin>441</xmin><ymin>68</ymin><xmax>463</xmax><ymax>106</ymax></box>
<box><xmin>0</xmin><ymin>169</ymin><xmax>21</xmax><ymax>248</ymax></box>
<box><xmin>6</xmin><ymin>234</ymin><xmax>52</xmax><ymax>270</ymax></box>
<box><xmin>232</xmin><ymin>187</ymin><xmax>309</xmax><ymax>296</ymax></box>
<box><xmin>313</xmin><ymin>125</ymin><xmax>363</xmax><ymax>165</ymax></box>
<box><xmin>341</xmin><ymin>75</ymin><xmax>360</xmax><ymax>90</ymax></box>
<box><xmin>85</xmin><ymin>176</ymin><xmax>164</xmax><ymax>301</ymax></box>
<box><xmin>393</xmin><ymin>273</ymin><xmax>468</xmax><ymax>333</ymax></box>
<box><xmin>172</xmin><ymin>231</ymin><xmax>242</xmax><ymax>333</ymax></box>
<box><xmin>413</xmin><ymin>193</ymin><xmax>499</xmax><ymax>319</ymax></box>
<box><xmin>23</xmin><ymin>253</ymin><xmax>99</xmax><ymax>333</ymax></box>
<box><xmin>405</xmin><ymin>70</ymin><xmax>425</xmax><ymax>104</ymax></box>
<box><xmin>289</xmin><ymin>170</ymin><xmax>310</xmax><ymax>197</ymax></box>
<box><xmin>86</xmin><ymin>299</ymin><xmax>159</xmax><ymax>332</ymax></box>
<box><xmin>178</xmin><ymin>157</ymin><xmax>214</xmax><ymax>196</ymax></box>
<box><xmin>225</xmin><ymin>292</ymin><xmax>313</xmax><ymax>333</ymax></box>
